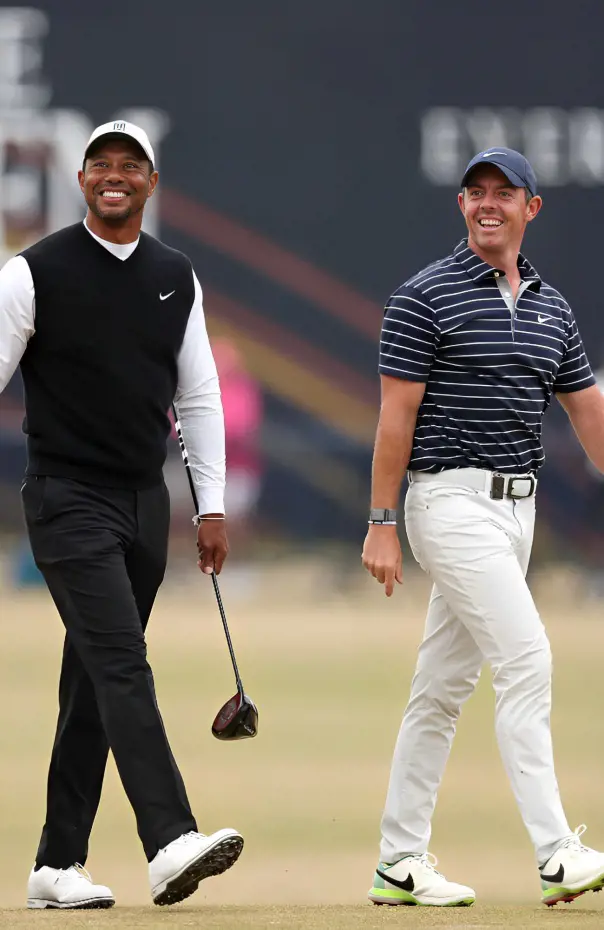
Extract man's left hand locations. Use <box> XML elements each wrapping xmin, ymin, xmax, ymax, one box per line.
<box><xmin>197</xmin><ymin>515</ymin><xmax>229</xmax><ymax>575</ymax></box>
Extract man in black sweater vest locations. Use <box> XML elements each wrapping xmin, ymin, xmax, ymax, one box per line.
<box><xmin>0</xmin><ymin>121</ymin><xmax>243</xmax><ymax>908</ymax></box>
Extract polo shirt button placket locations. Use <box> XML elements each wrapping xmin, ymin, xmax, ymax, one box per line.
<box><xmin>377</xmin><ymin>238</ymin><xmax>594</xmax><ymax>480</ymax></box>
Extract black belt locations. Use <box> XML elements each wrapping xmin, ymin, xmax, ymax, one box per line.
<box><xmin>408</xmin><ymin>468</ymin><xmax>538</xmax><ymax>499</ymax></box>
<box><xmin>490</xmin><ymin>473</ymin><xmax>537</xmax><ymax>500</ymax></box>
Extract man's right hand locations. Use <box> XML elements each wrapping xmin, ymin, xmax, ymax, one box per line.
<box><xmin>361</xmin><ymin>524</ymin><xmax>403</xmax><ymax>597</ymax></box>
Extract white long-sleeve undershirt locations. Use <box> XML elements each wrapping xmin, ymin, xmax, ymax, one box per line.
<box><xmin>0</xmin><ymin>222</ymin><xmax>225</xmax><ymax>514</ymax></box>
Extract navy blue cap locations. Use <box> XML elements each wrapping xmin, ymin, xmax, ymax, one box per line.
<box><xmin>461</xmin><ymin>147</ymin><xmax>538</xmax><ymax>197</ymax></box>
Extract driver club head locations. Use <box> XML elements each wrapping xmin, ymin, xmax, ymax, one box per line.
<box><xmin>212</xmin><ymin>691</ymin><xmax>259</xmax><ymax>741</ymax></box>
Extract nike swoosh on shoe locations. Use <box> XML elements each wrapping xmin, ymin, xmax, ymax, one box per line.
<box><xmin>540</xmin><ymin>864</ymin><xmax>564</xmax><ymax>883</ymax></box>
<box><xmin>376</xmin><ymin>868</ymin><xmax>414</xmax><ymax>892</ymax></box>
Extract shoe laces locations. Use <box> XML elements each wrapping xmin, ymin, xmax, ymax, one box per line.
<box><xmin>560</xmin><ymin>824</ymin><xmax>591</xmax><ymax>855</ymax></box>
<box><xmin>408</xmin><ymin>852</ymin><xmax>443</xmax><ymax>876</ymax></box>
<box><xmin>175</xmin><ymin>831</ymin><xmax>205</xmax><ymax>845</ymax></box>
<box><xmin>54</xmin><ymin>864</ymin><xmax>92</xmax><ymax>885</ymax></box>
<box><xmin>158</xmin><ymin>830</ymin><xmax>209</xmax><ymax>855</ymax></box>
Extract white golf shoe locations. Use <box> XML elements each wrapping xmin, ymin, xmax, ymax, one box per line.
<box><xmin>27</xmin><ymin>864</ymin><xmax>115</xmax><ymax>909</ymax></box>
<box><xmin>541</xmin><ymin>824</ymin><xmax>604</xmax><ymax>906</ymax></box>
<box><xmin>368</xmin><ymin>852</ymin><xmax>475</xmax><ymax>906</ymax></box>
<box><xmin>150</xmin><ymin>828</ymin><xmax>244</xmax><ymax>906</ymax></box>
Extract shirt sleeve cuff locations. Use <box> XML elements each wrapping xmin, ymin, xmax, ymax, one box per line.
<box><xmin>195</xmin><ymin>485</ymin><xmax>225</xmax><ymax>515</ymax></box>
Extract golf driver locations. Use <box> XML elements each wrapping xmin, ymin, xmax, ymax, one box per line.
<box><xmin>172</xmin><ymin>408</ymin><xmax>258</xmax><ymax>741</ymax></box>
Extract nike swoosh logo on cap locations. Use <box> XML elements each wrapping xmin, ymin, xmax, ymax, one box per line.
<box><xmin>376</xmin><ymin>868</ymin><xmax>414</xmax><ymax>892</ymax></box>
<box><xmin>160</xmin><ymin>290</ymin><xmax>175</xmax><ymax>301</ymax></box>
<box><xmin>537</xmin><ymin>314</ymin><xmax>552</xmax><ymax>323</ymax></box>
<box><xmin>540</xmin><ymin>863</ymin><xmax>564</xmax><ymax>884</ymax></box>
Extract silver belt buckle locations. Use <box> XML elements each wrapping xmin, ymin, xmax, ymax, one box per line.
<box><xmin>507</xmin><ymin>476</ymin><xmax>535</xmax><ymax>499</ymax></box>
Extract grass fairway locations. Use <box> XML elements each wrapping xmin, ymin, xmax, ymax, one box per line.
<box><xmin>0</xmin><ymin>904</ymin><xmax>604</xmax><ymax>929</ymax></box>
<box><xmin>0</xmin><ymin>560</ymin><xmax>602</xmax><ymax>924</ymax></box>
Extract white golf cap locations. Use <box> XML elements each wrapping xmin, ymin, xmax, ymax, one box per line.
<box><xmin>84</xmin><ymin>120</ymin><xmax>155</xmax><ymax>167</ymax></box>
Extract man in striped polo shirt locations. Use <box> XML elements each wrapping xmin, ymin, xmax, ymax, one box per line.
<box><xmin>362</xmin><ymin>148</ymin><xmax>604</xmax><ymax>907</ymax></box>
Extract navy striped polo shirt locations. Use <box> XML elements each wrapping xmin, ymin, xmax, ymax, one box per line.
<box><xmin>379</xmin><ymin>239</ymin><xmax>595</xmax><ymax>474</ymax></box>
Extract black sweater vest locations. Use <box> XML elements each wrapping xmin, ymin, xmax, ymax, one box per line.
<box><xmin>20</xmin><ymin>223</ymin><xmax>194</xmax><ymax>488</ymax></box>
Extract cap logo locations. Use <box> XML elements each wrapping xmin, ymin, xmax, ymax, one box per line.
<box><xmin>113</xmin><ymin>121</ymin><xmax>126</xmax><ymax>131</ymax></box>
<box><xmin>480</xmin><ymin>151</ymin><xmax>508</xmax><ymax>157</ymax></box>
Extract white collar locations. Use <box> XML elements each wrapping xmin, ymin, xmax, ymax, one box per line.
<box><xmin>83</xmin><ymin>220</ymin><xmax>139</xmax><ymax>261</ymax></box>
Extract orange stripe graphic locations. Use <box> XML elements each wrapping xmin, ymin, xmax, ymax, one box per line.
<box><xmin>205</xmin><ymin>291</ymin><xmax>377</xmax><ymax>446</ymax></box>
<box><xmin>161</xmin><ymin>189</ymin><xmax>381</xmax><ymax>340</ymax></box>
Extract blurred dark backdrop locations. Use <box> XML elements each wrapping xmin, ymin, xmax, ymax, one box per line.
<box><xmin>1</xmin><ymin>0</ymin><xmax>603</xmax><ymax>576</ymax></box>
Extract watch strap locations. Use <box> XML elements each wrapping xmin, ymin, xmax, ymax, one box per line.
<box><xmin>368</xmin><ymin>508</ymin><xmax>397</xmax><ymax>524</ymax></box>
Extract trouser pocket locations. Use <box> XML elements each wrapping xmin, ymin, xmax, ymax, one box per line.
<box><xmin>21</xmin><ymin>476</ymin><xmax>48</xmax><ymax>525</ymax></box>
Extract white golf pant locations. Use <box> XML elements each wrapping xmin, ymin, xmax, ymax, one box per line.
<box><xmin>380</xmin><ymin>471</ymin><xmax>571</xmax><ymax>866</ymax></box>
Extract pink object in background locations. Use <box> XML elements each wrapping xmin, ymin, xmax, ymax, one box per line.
<box><xmin>213</xmin><ymin>338</ymin><xmax>262</xmax><ymax>475</ymax></box>
<box><xmin>167</xmin><ymin>337</ymin><xmax>263</xmax><ymax>524</ymax></box>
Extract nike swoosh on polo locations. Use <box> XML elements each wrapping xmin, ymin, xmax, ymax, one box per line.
<box><xmin>376</xmin><ymin>868</ymin><xmax>415</xmax><ymax>892</ymax></box>
<box><xmin>540</xmin><ymin>863</ymin><xmax>564</xmax><ymax>883</ymax></box>
<box><xmin>537</xmin><ymin>314</ymin><xmax>552</xmax><ymax>323</ymax></box>
<box><xmin>160</xmin><ymin>290</ymin><xmax>175</xmax><ymax>301</ymax></box>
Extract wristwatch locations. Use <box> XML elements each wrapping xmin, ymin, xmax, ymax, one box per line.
<box><xmin>368</xmin><ymin>508</ymin><xmax>397</xmax><ymax>525</ymax></box>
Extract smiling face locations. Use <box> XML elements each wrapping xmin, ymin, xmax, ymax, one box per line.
<box><xmin>78</xmin><ymin>138</ymin><xmax>158</xmax><ymax>230</ymax></box>
<box><xmin>458</xmin><ymin>163</ymin><xmax>542</xmax><ymax>261</ymax></box>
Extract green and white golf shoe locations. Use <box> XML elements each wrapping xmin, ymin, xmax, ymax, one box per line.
<box><xmin>368</xmin><ymin>852</ymin><xmax>475</xmax><ymax>907</ymax></box>
<box><xmin>540</xmin><ymin>825</ymin><xmax>604</xmax><ymax>907</ymax></box>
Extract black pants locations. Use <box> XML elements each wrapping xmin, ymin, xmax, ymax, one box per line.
<box><xmin>21</xmin><ymin>475</ymin><xmax>197</xmax><ymax>867</ymax></box>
